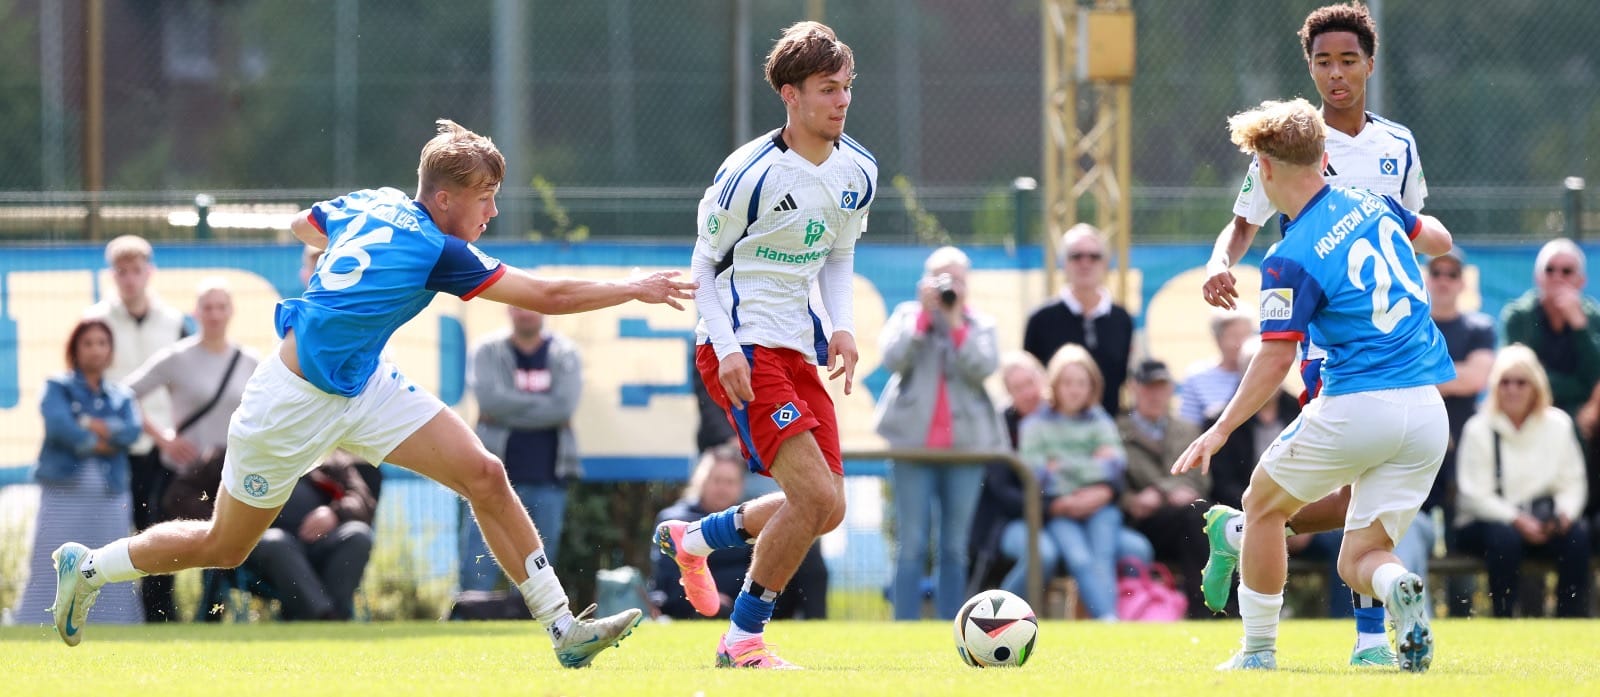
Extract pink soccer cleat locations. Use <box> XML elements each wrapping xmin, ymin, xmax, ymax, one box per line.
<box><xmin>654</xmin><ymin>520</ymin><xmax>720</xmax><ymax>617</ymax></box>
<box><xmin>717</xmin><ymin>633</ymin><xmax>802</xmax><ymax>670</ymax></box>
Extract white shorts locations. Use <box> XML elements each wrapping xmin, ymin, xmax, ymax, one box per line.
<box><xmin>222</xmin><ymin>351</ymin><xmax>443</xmax><ymax>508</ymax></box>
<box><xmin>1259</xmin><ymin>386</ymin><xmax>1447</xmax><ymax>544</ymax></box>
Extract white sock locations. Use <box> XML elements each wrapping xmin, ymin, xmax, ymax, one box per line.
<box><xmin>1355</xmin><ymin>632</ymin><xmax>1389</xmax><ymax>651</ymax></box>
<box><xmin>80</xmin><ymin>539</ymin><xmax>143</xmax><ymax>588</ymax></box>
<box><xmin>680</xmin><ymin>521</ymin><xmax>714</xmax><ymax>557</ymax></box>
<box><xmin>516</xmin><ymin>549</ymin><xmax>573</xmax><ymax>639</ymax></box>
<box><xmin>725</xmin><ymin>623</ymin><xmax>761</xmax><ymax>645</ymax></box>
<box><xmin>1370</xmin><ymin>562</ymin><xmax>1409</xmax><ymax>602</ymax></box>
<box><xmin>1238</xmin><ymin>584</ymin><xmax>1283</xmax><ymax>654</ymax></box>
<box><xmin>1223</xmin><ymin>515</ymin><xmax>1244</xmax><ymax>552</ymax></box>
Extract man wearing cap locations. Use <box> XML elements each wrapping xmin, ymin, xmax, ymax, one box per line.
<box><xmin>1117</xmin><ymin>359</ymin><xmax>1211</xmax><ymax>617</ymax></box>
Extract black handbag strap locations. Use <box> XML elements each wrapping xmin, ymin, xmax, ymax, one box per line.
<box><xmin>176</xmin><ymin>348</ymin><xmax>243</xmax><ymax>435</ymax></box>
<box><xmin>1493</xmin><ymin>430</ymin><xmax>1503</xmax><ymax>498</ymax></box>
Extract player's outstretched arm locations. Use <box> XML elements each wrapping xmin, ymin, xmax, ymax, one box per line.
<box><xmin>1410</xmin><ymin>214</ymin><xmax>1453</xmax><ymax>257</ymax></box>
<box><xmin>1202</xmin><ymin>216</ymin><xmax>1261</xmax><ymax>310</ymax></box>
<box><xmin>478</xmin><ymin>266</ymin><xmax>696</xmax><ymax>315</ymax></box>
<box><xmin>1171</xmin><ymin>338</ymin><xmax>1296</xmax><ymax>476</ymax></box>
<box><xmin>290</xmin><ymin>209</ymin><xmax>328</xmax><ymax>250</ymax></box>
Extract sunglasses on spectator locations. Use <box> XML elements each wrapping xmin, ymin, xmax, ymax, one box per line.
<box><xmin>1499</xmin><ymin>376</ymin><xmax>1530</xmax><ymax>388</ymax></box>
<box><xmin>1545</xmin><ymin>264</ymin><xmax>1578</xmax><ymax>277</ymax></box>
<box><xmin>1068</xmin><ymin>251</ymin><xmax>1104</xmax><ymax>263</ymax></box>
<box><xmin>1429</xmin><ymin>268</ymin><xmax>1460</xmax><ymax>280</ymax></box>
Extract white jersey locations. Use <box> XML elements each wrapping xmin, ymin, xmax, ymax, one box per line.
<box><xmin>1234</xmin><ymin>111</ymin><xmax>1426</xmax><ymax>225</ymax></box>
<box><xmin>692</xmin><ymin>129</ymin><xmax>878</xmax><ymax>364</ymax></box>
<box><xmin>1232</xmin><ymin>111</ymin><xmax>1426</xmax><ymax>362</ymax></box>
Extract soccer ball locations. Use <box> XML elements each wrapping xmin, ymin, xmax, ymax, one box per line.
<box><xmin>953</xmin><ymin>589</ymin><xmax>1038</xmax><ymax>667</ymax></box>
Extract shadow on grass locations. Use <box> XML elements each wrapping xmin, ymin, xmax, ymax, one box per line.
<box><xmin>0</xmin><ymin>620</ymin><xmax>549</xmax><ymax>644</ymax></box>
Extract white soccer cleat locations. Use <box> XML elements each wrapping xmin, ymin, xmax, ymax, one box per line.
<box><xmin>552</xmin><ymin>603</ymin><xmax>644</xmax><ymax>669</ymax></box>
<box><xmin>1387</xmin><ymin>572</ymin><xmax>1432</xmax><ymax>673</ymax></box>
<box><xmin>49</xmin><ymin>542</ymin><xmax>101</xmax><ymax>647</ymax></box>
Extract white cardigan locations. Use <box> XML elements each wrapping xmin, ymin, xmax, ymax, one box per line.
<box><xmin>1455</xmin><ymin>407</ymin><xmax>1588</xmax><ymax>527</ymax></box>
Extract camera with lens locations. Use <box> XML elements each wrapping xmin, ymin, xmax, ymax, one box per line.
<box><xmin>934</xmin><ymin>274</ymin><xmax>958</xmax><ymax>308</ymax></box>
<box><xmin>1526</xmin><ymin>495</ymin><xmax>1557</xmax><ymax>528</ymax></box>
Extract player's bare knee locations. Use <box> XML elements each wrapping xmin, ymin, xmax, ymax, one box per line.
<box><xmin>819</xmin><ymin>483</ymin><xmax>847</xmax><ymax>533</ymax></box>
<box><xmin>460</xmin><ymin>453</ymin><xmax>512</xmax><ymax>503</ymax></box>
<box><xmin>205</xmin><ymin>538</ymin><xmax>257</xmax><ymax>569</ymax></box>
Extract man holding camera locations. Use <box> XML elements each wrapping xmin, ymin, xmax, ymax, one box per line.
<box><xmin>873</xmin><ymin>246</ymin><xmax>1008</xmax><ymax>620</ymax></box>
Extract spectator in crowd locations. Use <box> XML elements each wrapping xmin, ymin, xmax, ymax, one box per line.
<box><xmin>461</xmin><ymin>305</ymin><xmax>583</xmax><ymax>590</ymax></box>
<box><xmin>1455</xmin><ymin>345</ymin><xmax>1591</xmax><ymax>618</ymax></box>
<box><xmin>1577</xmin><ymin>383</ymin><xmax>1600</xmax><ymax>552</ymax></box>
<box><xmin>83</xmin><ymin>234</ymin><xmax>188</xmax><ymax>622</ymax></box>
<box><xmin>999</xmin><ymin>351</ymin><xmax>1049</xmax><ymax>449</ymax></box>
<box><xmin>1024</xmin><ymin>224</ymin><xmax>1135</xmax><ymax>415</ymax></box>
<box><xmin>124</xmin><ymin>278</ymin><xmax>259</xmax><ymax>522</ymax></box>
<box><xmin>977</xmin><ymin>350</ymin><xmax>1152</xmax><ymax>605</ymax></box>
<box><xmin>241</xmin><ymin>450</ymin><xmax>378</xmax><ymax>620</ymax></box>
<box><xmin>1006</xmin><ymin>344</ymin><xmax>1127</xmax><ymax>620</ymax></box>
<box><xmin>14</xmin><ymin>319</ymin><xmax>144</xmax><ymax>625</ymax></box>
<box><xmin>1179</xmin><ymin>311</ymin><xmax>1254</xmax><ymax>425</ymax></box>
<box><xmin>1117</xmin><ymin>359</ymin><xmax>1211</xmax><ymax>618</ymax></box>
<box><xmin>967</xmin><ymin>352</ymin><xmax>1051</xmax><ymax>594</ymax></box>
<box><xmin>873</xmin><ymin>246</ymin><xmax>1006</xmax><ymax>620</ymax></box>
<box><xmin>1423</xmin><ymin>248</ymin><xmax>1497</xmax><ymax>615</ymax></box>
<box><xmin>1500</xmin><ymin>238</ymin><xmax>1600</xmax><ymax>418</ymax></box>
<box><xmin>651</xmin><ymin>446</ymin><xmax>826</xmax><ymax>620</ymax></box>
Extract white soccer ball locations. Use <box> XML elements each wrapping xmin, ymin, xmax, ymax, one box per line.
<box><xmin>953</xmin><ymin>589</ymin><xmax>1038</xmax><ymax>668</ymax></box>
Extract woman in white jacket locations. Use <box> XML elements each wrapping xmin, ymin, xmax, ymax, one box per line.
<box><xmin>1455</xmin><ymin>344</ymin><xmax>1591</xmax><ymax>617</ymax></box>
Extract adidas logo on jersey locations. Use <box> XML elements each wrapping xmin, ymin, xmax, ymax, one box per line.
<box><xmin>773</xmin><ymin>193</ymin><xmax>798</xmax><ymax>212</ymax></box>
<box><xmin>1323</xmin><ymin>163</ymin><xmax>1339</xmax><ymax>176</ymax></box>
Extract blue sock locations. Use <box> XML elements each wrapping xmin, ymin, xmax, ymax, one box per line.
<box><xmin>1353</xmin><ymin>593</ymin><xmax>1386</xmax><ymax>634</ymax></box>
<box><xmin>698</xmin><ymin>505</ymin><xmax>748</xmax><ymax>551</ymax></box>
<box><xmin>730</xmin><ymin>581</ymin><xmax>778</xmax><ymax>635</ymax></box>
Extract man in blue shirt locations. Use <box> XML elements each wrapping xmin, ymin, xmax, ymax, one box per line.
<box><xmin>1173</xmin><ymin>98</ymin><xmax>1454</xmax><ymax>673</ymax></box>
<box><xmin>51</xmin><ymin>120</ymin><xmax>695</xmax><ymax>669</ymax></box>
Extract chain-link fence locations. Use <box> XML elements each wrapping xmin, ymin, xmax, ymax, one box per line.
<box><xmin>2</xmin><ymin>0</ymin><xmax>1595</xmax><ymax>242</ymax></box>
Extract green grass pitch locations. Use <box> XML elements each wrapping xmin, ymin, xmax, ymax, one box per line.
<box><xmin>3</xmin><ymin>619</ymin><xmax>1596</xmax><ymax>696</ymax></box>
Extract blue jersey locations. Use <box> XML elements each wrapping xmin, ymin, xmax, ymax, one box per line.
<box><xmin>1258</xmin><ymin>185</ymin><xmax>1454</xmax><ymax>396</ymax></box>
<box><xmin>277</xmin><ymin>188</ymin><xmax>506</xmax><ymax>397</ymax></box>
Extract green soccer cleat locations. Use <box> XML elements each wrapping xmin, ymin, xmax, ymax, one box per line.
<box><xmin>552</xmin><ymin>604</ymin><xmax>644</xmax><ymax>669</ymax></box>
<box><xmin>1216</xmin><ymin>650</ymin><xmax>1277</xmax><ymax>671</ymax></box>
<box><xmin>1350</xmin><ymin>643</ymin><xmax>1399</xmax><ymax>667</ymax></box>
<box><xmin>1200</xmin><ymin>504</ymin><xmax>1242</xmax><ymax>613</ymax></box>
<box><xmin>1387</xmin><ymin>572</ymin><xmax>1433</xmax><ymax>673</ymax></box>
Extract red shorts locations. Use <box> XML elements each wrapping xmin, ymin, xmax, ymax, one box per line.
<box><xmin>696</xmin><ymin>343</ymin><xmax>843</xmax><ymax>477</ymax></box>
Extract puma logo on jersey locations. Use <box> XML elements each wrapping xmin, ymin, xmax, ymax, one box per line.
<box><xmin>773</xmin><ymin>193</ymin><xmax>798</xmax><ymax>212</ymax></box>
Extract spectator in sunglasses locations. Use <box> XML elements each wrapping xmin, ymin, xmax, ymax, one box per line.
<box><xmin>1023</xmin><ymin>224</ymin><xmax>1135</xmax><ymax>415</ymax></box>
<box><xmin>1455</xmin><ymin>345</ymin><xmax>1590</xmax><ymax>617</ymax></box>
<box><xmin>1500</xmin><ymin>238</ymin><xmax>1600</xmax><ymax>419</ymax></box>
